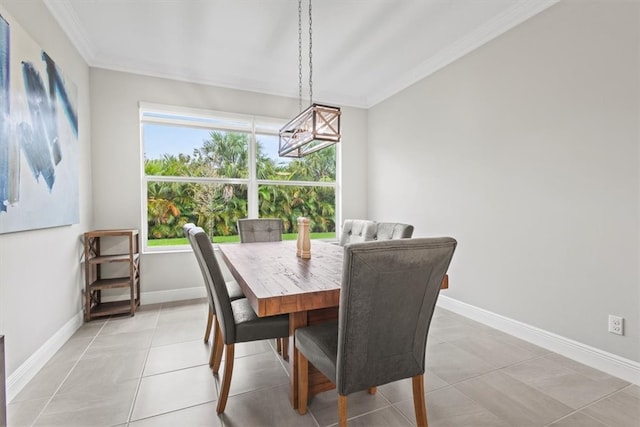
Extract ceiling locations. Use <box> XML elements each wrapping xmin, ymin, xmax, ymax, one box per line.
<box><xmin>44</xmin><ymin>0</ymin><xmax>557</xmax><ymax>108</ymax></box>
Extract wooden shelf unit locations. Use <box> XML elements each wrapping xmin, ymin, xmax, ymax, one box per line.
<box><xmin>84</xmin><ymin>229</ymin><xmax>140</xmax><ymax>321</ymax></box>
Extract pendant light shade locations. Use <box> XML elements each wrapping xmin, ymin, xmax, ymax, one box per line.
<box><xmin>278</xmin><ymin>103</ymin><xmax>341</xmax><ymax>158</ymax></box>
<box><xmin>278</xmin><ymin>0</ymin><xmax>341</xmax><ymax>158</ymax></box>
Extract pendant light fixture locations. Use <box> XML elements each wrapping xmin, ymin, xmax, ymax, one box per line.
<box><xmin>278</xmin><ymin>0</ymin><xmax>341</xmax><ymax>158</ymax></box>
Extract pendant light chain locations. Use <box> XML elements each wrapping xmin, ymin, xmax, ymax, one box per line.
<box><xmin>279</xmin><ymin>0</ymin><xmax>341</xmax><ymax>158</ymax></box>
<box><xmin>308</xmin><ymin>0</ymin><xmax>313</xmax><ymax>105</ymax></box>
<box><xmin>298</xmin><ymin>0</ymin><xmax>303</xmax><ymax>112</ymax></box>
<box><xmin>297</xmin><ymin>0</ymin><xmax>314</xmax><ymax>110</ymax></box>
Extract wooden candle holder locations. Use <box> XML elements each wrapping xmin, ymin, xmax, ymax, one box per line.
<box><xmin>296</xmin><ymin>217</ymin><xmax>311</xmax><ymax>259</ymax></box>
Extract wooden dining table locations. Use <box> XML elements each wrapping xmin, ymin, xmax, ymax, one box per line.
<box><xmin>217</xmin><ymin>239</ymin><xmax>449</xmax><ymax>409</ymax></box>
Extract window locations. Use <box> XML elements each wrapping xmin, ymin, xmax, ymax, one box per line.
<box><xmin>141</xmin><ymin>103</ymin><xmax>338</xmax><ymax>251</ymax></box>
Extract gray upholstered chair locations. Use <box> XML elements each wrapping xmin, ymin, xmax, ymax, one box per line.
<box><xmin>236</xmin><ymin>218</ymin><xmax>288</xmax><ymax>360</ymax></box>
<box><xmin>295</xmin><ymin>237</ymin><xmax>457</xmax><ymax>426</ymax></box>
<box><xmin>183</xmin><ymin>223</ymin><xmax>245</xmax><ymax>366</ymax></box>
<box><xmin>339</xmin><ymin>219</ymin><xmax>376</xmax><ymax>246</ymax></box>
<box><xmin>189</xmin><ymin>226</ymin><xmax>290</xmax><ymax>413</ymax></box>
<box><xmin>373</xmin><ymin>222</ymin><xmax>414</xmax><ymax>241</ymax></box>
<box><xmin>237</xmin><ymin>218</ymin><xmax>283</xmax><ymax>243</ymax></box>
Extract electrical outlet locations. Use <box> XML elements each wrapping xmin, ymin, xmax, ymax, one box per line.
<box><xmin>608</xmin><ymin>315</ymin><xmax>624</xmax><ymax>335</ymax></box>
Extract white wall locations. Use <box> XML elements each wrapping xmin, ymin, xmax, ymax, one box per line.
<box><xmin>89</xmin><ymin>69</ymin><xmax>369</xmax><ymax>302</ymax></box>
<box><xmin>0</xmin><ymin>0</ymin><xmax>92</xmax><ymax>379</ymax></box>
<box><xmin>369</xmin><ymin>1</ymin><xmax>639</xmax><ymax>362</ymax></box>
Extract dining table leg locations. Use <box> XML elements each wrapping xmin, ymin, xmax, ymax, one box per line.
<box><xmin>288</xmin><ymin>311</ymin><xmax>308</xmax><ymax>409</ymax></box>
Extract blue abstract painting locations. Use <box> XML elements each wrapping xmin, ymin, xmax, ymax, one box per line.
<box><xmin>0</xmin><ymin>8</ymin><xmax>78</xmax><ymax>234</ymax></box>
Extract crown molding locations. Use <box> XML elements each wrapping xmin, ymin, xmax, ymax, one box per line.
<box><xmin>365</xmin><ymin>0</ymin><xmax>560</xmax><ymax>108</ymax></box>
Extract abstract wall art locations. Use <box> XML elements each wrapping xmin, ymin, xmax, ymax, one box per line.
<box><xmin>0</xmin><ymin>9</ymin><xmax>78</xmax><ymax>234</ymax></box>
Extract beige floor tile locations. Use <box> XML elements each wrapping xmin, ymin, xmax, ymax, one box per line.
<box><xmin>98</xmin><ymin>309</ymin><xmax>160</xmax><ymax>336</ymax></box>
<box><xmin>378</xmin><ymin>369</ymin><xmax>448</xmax><ymax>403</ymax></box>
<box><xmin>345</xmin><ymin>406</ymin><xmax>413</xmax><ymax>426</ymax></box>
<box><xmin>581</xmin><ymin>385</ymin><xmax>640</xmax><ymax>427</ymax></box>
<box><xmin>229</xmin><ymin>339</ymin><xmax>274</xmax><ymax>359</ymax></box>
<box><xmin>156</xmin><ymin>300</ymin><xmax>208</xmax><ymax>327</ymax></box>
<box><xmin>425</xmin><ymin>341</ymin><xmax>496</xmax><ymax>384</ymax></box>
<box><xmin>7</xmin><ymin>396</ymin><xmax>49</xmax><ymax>427</ymax></box>
<box><xmin>46</xmin><ymin>336</ymin><xmax>93</xmax><ymax>366</ymax></box>
<box><xmin>428</xmin><ymin>317</ymin><xmax>494</xmax><ymax>344</ymax></box>
<box><xmin>503</xmin><ymin>354</ymin><xmax>630</xmax><ymax>409</ymax></box>
<box><xmin>11</xmin><ymin>360</ymin><xmax>76</xmax><ymax>402</ymax></box>
<box><xmin>448</xmin><ymin>332</ymin><xmax>542</xmax><ymax>369</ymax></box>
<box><xmin>216</xmin><ymin>339</ymin><xmax>276</xmax><ymax>363</ymax></box>
<box><xmin>69</xmin><ymin>319</ymin><xmax>106</xmax><ymax>340</ymax></box>
<box><xmin>84</xmin><ymin>329</ymin><xmax>154</xmax><ymax>357</ymax></box>
<box><xmin>307</xmin><ymin>388</ymin><xmax>391</xmax><ymax>427</ymax></box>
<box><xmin>487</xmin><ymin>328</ymin><xmax>550</xmax><ymax>357</ymax></box>
<box><xmin>129</xmin><ymin>402</ymin><xmax>223</xmax><ymax>427</ymax></box>
<box><xmin>548</xmin><ymin>411</ymin><xmax>609</xmax><ymax>426</ymax></box>
<box><xmin>454</xmin><ymin>370</ymin><xmax>573</xmax><ymax>426</ymax></box>
<box><xmin>624</xmin><ymin>384</ymin><xmax>640</xmax><ymax>397</ymax></box>
<box><xmin>394</xmin><ymin>385</ymin><xmax>511</xmax><ymax>426</ymax></box>
<box><xmin>33</xmin><ymin>378</ymin><xmax>138</xmax><ymax>427</ymax></box>
<box><xmin>150</xmin><ymin>320</ymin><xmax>204</xmax><ymax>347</ymax></box>
<box><xmin>143</xmin><ymin>339</ymin><xmax>210</xmax><ymax>376</ymax></box>
<box><xmin>130</xmin><ymin>364</ymin><xmax>217</xmax><ymax>421</ymax></box>
<box><xmin>546</xmin><ymin>353</ymin><xmax>631</xmax><ymax>383</ymax></box>
<box><xmin>215</xmin><ymin>350</ymin><xmax>289</xmax><ymax>397</ymax></box>
<box><xmin>56</xmin><ymin>349</ymin><xmax>148</xmax><ymax>395</ymax></box>
<box><xmin>221</xmin><ymin>384</ymin><xmax>316</xmax><ymax>427</ymax></box>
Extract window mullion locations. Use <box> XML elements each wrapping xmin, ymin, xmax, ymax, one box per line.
<box><xmin>248</xmin><ymin>120</ymin><xmax>259</xmax><ymax>218</ymax></box>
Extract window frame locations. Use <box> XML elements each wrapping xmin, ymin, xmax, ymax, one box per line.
<box><xmin>140</xmin><ymin>102</ymin><xmax>341</xmax><ymax>253</ymax></box>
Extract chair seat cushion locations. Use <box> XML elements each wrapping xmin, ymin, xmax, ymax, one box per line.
<box><xmin>294</xmin><ymin>321</ymin><xmax>339</xmax><ymax>382</ymax></box>
<box><xmin>231</xmin><ymin>299</ymin><xmax>289</xmax><ymax>343</ymax></box>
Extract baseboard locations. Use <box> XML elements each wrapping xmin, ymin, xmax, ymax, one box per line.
<box><xmin>437</xmin><ymin>295</ymin><xmax>640</xmax><ymax>385</ymax></box>
<box><xmin>6</xmin><ymin>311</ymin><xmax>83</xmax><ymax>403</ymax></box>
<box><xmin>101</xmin><ymin>286</ymin><xmax>207</xmax><ymax>306</ymax></box>
<box><xmin>140</xmin><ymin>286</ymin><xmax>206</xmax><ymax>305</ymax></box>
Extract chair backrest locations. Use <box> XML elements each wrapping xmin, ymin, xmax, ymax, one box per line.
<box><xmin>373</xmin><ymin>222</ymin><xmax>414</xmax><ymax>241</ymax></box>
<box><xmin>237</xmin><ymin>218</ymin><xmax>283</xmax><ymax>243</ymax></box>
<box><xmin>189</xmin><ymin>226</ymin><xmax>237</xmax><ymax>344</ymax></box>
<box><xmin>337</xmin><ymin>237</ymin><xmax>456</xmax><ymax>395</ymax></box>
<box><xmin>339</xmin><ymin>219</ymin><xmax>376</xmax><ymax>246</ymax></box>
<box><xmin>183</xmin><ymin>223</ymin><xmax>215</xmax><ymax>309</ymax></box>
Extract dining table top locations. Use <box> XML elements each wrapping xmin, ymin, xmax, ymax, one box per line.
<box><xmin>217</xmin><ymin>240</ymin><xmax>343</xmax><ymax>317</ymax></box>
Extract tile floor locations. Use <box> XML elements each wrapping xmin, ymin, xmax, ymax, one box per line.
<box><xmin>7</xmin><ymin>299</ymin><xmax>639</xmax><ymax>427</ymax></box>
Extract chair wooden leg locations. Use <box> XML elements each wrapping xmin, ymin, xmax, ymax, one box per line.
<box><xmin>204</xmin><ymin>307</ymin><xmax>213</xmax><ymax>343</ymax></box>
<box><xmin>281</xmin><ymin>336</ymin><xmax>289</xmax><ymax>361</ymax></box>
<box><xmin>412</xmin><ymin>374</ymin><xmax>428</xmax><ymax>427</ymax></box>
<box><xmin>338</xmin><ymin>394</ymin><xmax>348</xmax><ymax>427</ymax></box>
<box><xmin>209</xmin><ymin>343</ymin><xmax>216</xmax><ymax>368</ymax></box>
<box><xmin>368</xmin><ymin>387</ymin><xmax>377</xmax><ymax>395</ymax></box>
<box><xmin>212</xmin><ymin>319</ymin><xmax>224</xmax><ymax>374</ymax></box>
<box><xmin>216</xmin><ymin>344</ymin><xmax>235</xmax><ymax>414</ymax></box>
<box><xmin>297</xmin><ymin>350</ymin><xmax>309</xmax><ymax>414</ymax></box>
<box><xmin>276</xmin><ymin>338</ymin><xmax>282</xmax><ymax>354</ymax></box>
<box><xmin>209</xmin><ymin>314</ymin><xmax>219</xmax><ymax>368</ymax></box>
